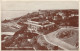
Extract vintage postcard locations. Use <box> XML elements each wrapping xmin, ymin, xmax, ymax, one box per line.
<box><xmin>1</xmin><ymin>0</ymin><xmax>79</xmax><ymax>51</ymax></box>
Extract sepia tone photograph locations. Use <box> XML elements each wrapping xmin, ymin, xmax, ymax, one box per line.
<box><xmin>1</xmin><ymin>1</ymin><xmax>79</xmax><ymax>51</ymax></box>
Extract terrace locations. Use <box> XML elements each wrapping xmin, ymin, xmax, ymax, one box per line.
<box><xmin>31</xmin><ymin>17</ymin><xmax>46</xmax><ymax>22</ymax></box>
<box><xmin>30</xmin><ymin>17</ymin><xmax>54</xmax><ymax>27</ymax></box>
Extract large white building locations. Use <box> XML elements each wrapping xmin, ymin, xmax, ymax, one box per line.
<box><xmin>26</xmin><ymin>17</ymin><xmax>55</xmax><ymax>35</ymax></box>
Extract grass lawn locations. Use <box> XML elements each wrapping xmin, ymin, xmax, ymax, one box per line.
<box><xmin>56</xmin><ymin>27</ymin><xmax>78</xmax><ymax>46</ymax></box>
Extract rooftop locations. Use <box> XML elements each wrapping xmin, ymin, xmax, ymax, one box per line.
<box><xmin>31</xmin><ymin>17</ymin><xmax>46</xmax><ymax>22</ymax></box>
<box><xmin>27</xmin><ymin>17</ymin><xmax>55</xmax><ymax>27</ymax></box>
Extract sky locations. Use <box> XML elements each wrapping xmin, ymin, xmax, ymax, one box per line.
<box><xmin>1</xmin><ymin>1</ymin><xmax>79</xmax><ymax>20</ymax></box>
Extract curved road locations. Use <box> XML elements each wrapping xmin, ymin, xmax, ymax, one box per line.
<box><xmin>42</xmin><ymin>28</ymin><xmax>78</xmax><ymax>50</ymax></box>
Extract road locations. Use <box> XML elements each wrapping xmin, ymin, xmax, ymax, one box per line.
<box><xmin>2</xmin><ymin>32</ymin><xmax>15</xmax><ymax>35</ymax></box>
<box><xmin>42</xmin><ymin>28</ymin><xmax>78</xmax><ymax>50</ymax></box>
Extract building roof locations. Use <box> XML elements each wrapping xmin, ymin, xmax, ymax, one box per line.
<box><xmin>27</xmin><ymin>17</ymin><xmax>55</xmax><ymax>27</ymax></box>
<box><xmin>31</xmin><ymin>17</ymin><xmax>46</xmax><ymax>22</ymax></box>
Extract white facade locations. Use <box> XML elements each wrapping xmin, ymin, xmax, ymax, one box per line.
<box><xmin>27</xmin><ymin>18</ymin><xmax>55</xmax><ymax>34</ymax></box>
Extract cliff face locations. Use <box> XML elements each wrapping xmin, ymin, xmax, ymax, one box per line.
<box><xmin>2</xmin><ymin>25</ymin><xmax>37</xmax><ymax>50</ymax></box>
<box><xmin>1</xmin><ymin>25</ymin><xmax>56</xmax><ymax>50</ymax></box>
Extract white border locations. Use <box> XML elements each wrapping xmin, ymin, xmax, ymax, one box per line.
<box><xmin>0</xmin><ymin>0</ymin><xmax>79</xmax><ymax>51</ymax></box>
